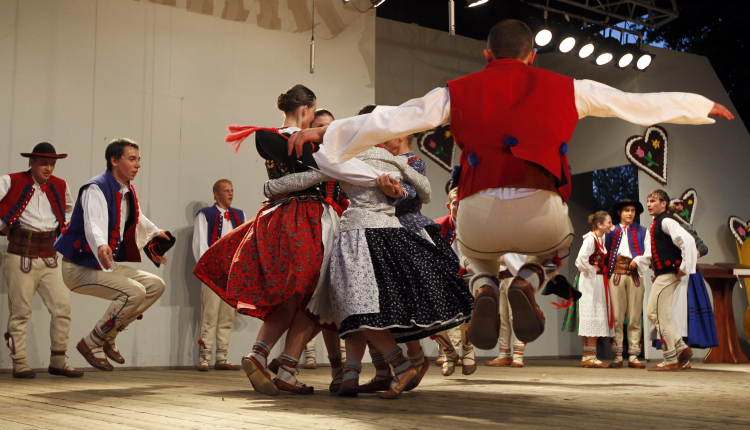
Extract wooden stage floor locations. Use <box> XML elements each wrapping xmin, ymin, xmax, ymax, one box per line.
<box><xmin>1</xmin><ymin>359</ymin><xmax>749</xmax><ymax>429</ymax></box>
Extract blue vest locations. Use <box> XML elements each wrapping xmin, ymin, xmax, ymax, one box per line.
<box><xmin>198</xmin><ymin>205</ymin><xmax>245</xmax><ymax>247</ymax></box>
<box><xmin>55</xmin><ymin>170</ymin><xmax>139</xmax><ymax>269</ymax></box>
<box><xmin>604</xmin><ymin>223</ymin><xmax>647</xmax><ymax>274</ymax></box>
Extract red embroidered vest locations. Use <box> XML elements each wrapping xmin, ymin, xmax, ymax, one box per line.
<box><xmin>0</xmin><ymin>171</ymin><xmax>67</xmax><ymax>233</ymax></box>
<box><xmin>447</xmin><ymin>59</ymin><xmax>578</xmax><ymax>202</ymax></box>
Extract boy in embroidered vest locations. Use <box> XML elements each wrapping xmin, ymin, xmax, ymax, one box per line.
<box><xmin>193</xmin><ymin>179</ymin><xmax>245</xmax><ymax>371</ymax></box>
<box><xmin>287</xmin><ymin>19</ymin><xmax>733</xmax><ymax>349</ymax></box>
<box><xmin>1</xmin><ymin>143</ymin><xmax>82</xmax><ymax>378</ymax></box>
<box><xmin>604</xmin><ymin>199</ymin><xmax>648</xmax><ymax>369</ymax></box>
<box><xmin>631</xmin><ymin>189</ymin><xmax>697</xmax><ymax>371</ymax></box>
<box><xmin>55</xmin><ymin>138</ymin><xmax>170</xmax><ymax>371</ymax></box>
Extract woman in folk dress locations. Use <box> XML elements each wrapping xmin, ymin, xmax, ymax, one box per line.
<box><xmin>575</xmin><ymin>211</ymin><xmax>615</xmax><ymax>368</ymax></box>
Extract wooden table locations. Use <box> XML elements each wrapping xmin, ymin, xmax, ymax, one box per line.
<box><xmin>699</xmin><ymin>263</ymin><xmax>750</xmax><ymax>364</ymax></box>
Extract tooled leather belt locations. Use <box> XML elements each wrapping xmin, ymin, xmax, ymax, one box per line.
<box><xmin>611</xmin><ymin>255</ymin><xmax>639</xmax><ymax>277</ymax></box>
<box><xmin>7</xmin><ymin>228</ymin><xmax>57</xmax><ymax>258</ymax></box>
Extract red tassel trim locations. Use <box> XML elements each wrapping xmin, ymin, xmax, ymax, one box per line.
<box><xmin>225</xmin><ymin>125</ymin><xmax>288</xmax><ymax>153</ymax></box>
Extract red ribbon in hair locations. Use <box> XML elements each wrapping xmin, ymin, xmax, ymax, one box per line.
<box><xmin>225</xmin><ymin>125</ymin><xmax>287</xmax><ymax>153</ymax></box>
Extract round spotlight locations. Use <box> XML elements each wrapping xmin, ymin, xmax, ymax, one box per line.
<box><xmin>559</xmin><ymin>36</ymin><xmax>576</xmax><ymax>53</ymax></box>
<box><xmin>595</xmin><ymin>52</ymin><xmax>613</xmax><ymax>65</ymax></box>
<box><xmin>535</xmin><ymin>29</ymin><xmax>552</xmax><ymax>47</ymax></box>
<box><xmin>578</xmin><ymin>42</ymin><xmax>595</xmax><ymax>58</ymax></box>
<box><xmin>636</xmin><ymin>53</ymin><xmax>653</xmax><ymax>70</ymax></box>
<box><xmin>618</xmin><ymin>53</ymin><xmax>634</xmax><ymax>68</ymax></box>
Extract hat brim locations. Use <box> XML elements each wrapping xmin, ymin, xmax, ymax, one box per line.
<box><xmin>20</xmin><ymin>153</ymin><xmax>68</xmax><ymax>159</ymax></box>
<box><xmin>611</xmin><ymin>201</ymin><xmax>644</xmax><ymax>216</ymax></box>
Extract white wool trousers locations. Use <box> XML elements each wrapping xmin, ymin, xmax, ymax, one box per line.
<box><xmin>3</xmin><ymin>253</ymin><xmax>72</xmax><ymax>355</ymax></box>
<box><xmin>199</xmin><ymin>283</ymin><xmax>236</xmax><ymax>361</ymax></box>
<box><xmin>62</xmin><ymin>261</ymin><xmax>165</xmax><ymax>340</ymax></box>
<box><xmin>610</xmin><ymin>274</ymin><xmax>645</xmax><ymax>356</ymax></box>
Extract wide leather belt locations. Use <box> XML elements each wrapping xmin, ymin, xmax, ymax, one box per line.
<box><xmin>611</xmin><ymin>255</ymin><xmax>638</xmax><ymax>277</ymax></box>
<box><xmin>7</xmin><ymin>228</ymin><xmax>57</xmax><ymax>258</ymax></box>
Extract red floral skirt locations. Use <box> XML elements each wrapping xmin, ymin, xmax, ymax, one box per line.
<box><xmin>194</xmin><ymin>200</ymin><xmax>324</xmax><ymax>320</ymax></box>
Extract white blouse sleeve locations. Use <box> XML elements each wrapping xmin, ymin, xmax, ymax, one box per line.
<box><xmin>81</xmin><ymin>185</ymin><xmax>110</xmax><ymax>270</ymax></box>
<box><xmin>63</xmin><ymin>181</ymin><xmax>74</xmax><ymax>224</ymax></box>
<box><xmin>0</xmin><ymin>175</ymin><xmax>10</xmax><ymax>231</ymax></box>
<box><xmin>574</xmin><ymin>79</ymin><xmax>715</xmax><ymax>126</ymax></box>
<box><xmin>632</xmin><ymin>228</ymin><xmax>652</xmax><ymax>277</ymax></box>
<box><xmin>310</xmin><ymin>144</ymin><xmax>389</xmax><ymax>187</ymax></box>
<box><xmin>662</xmin><ymin>217</ymin><xmax>698</xmax><ymax>275</ymax></box>
<box><xmin>575</xmin><ymin>236</ymin><xmax>598</xmax><ymax>278</ymax></box>
<box><xmin>323</xmin><ymin>87</ymin><xmax>452</xmax><ymax>164</ymax></box>
<box><xmin>193</xmin><ymin>212</ymin><xmax>208</xmax><ymax>262</ymax></box>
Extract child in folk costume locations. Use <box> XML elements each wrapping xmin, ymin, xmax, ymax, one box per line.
<box><xmin>632</xmin><ymin>189</ymin><xmax>697</xmax><ymax>371</ymax></box>
<box><xmin>263</xmin><ymin>127</ymin><xmax>474</xmax><ymax>399</ymax></box>
<box><xmin>575</xmin><ymin>211</ymin><xmax>615</xmax><ymax>368</ymax></box>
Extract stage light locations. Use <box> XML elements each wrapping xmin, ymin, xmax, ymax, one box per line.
<box><xmin>558</xmin><ymin>36</ymin><xmax>576</xmax><ymax>53</ymax></box>
<box><xmin>578</xmin><ymin>41</ymin><xmax>595</xmax><ymax>58</ymax></box>
<box><xmin>370</xmin><ymin>0</ymin><xmax>385</xmax><ymax>6</ymax></box>
<box><xmin>467</xmin><ymin>0</ymin><xmax>489</xmax><ymax>6</ymax></box>
<box><xmin>595</xmin><ymin>52</ymin><xmax>613</xmax><ymax>65</ymax></box>
<box><xmin>535</xmin><ymin>27</ymin><xmax>552</xmax><ymax>46</ymax></box>
<box><xmin>593</xmin><ymin>37</ymin><xmax>618</xmax><ymax>66</ymax></box>
<box><xmin>636</xmin><ymin>52</ymin><xmax>654</xmax><ymax>70</ymax></box>
<box><xmin>614</xmin><ymin>44</ymin><xmax>638</xmax><ymax>68</ymax></box>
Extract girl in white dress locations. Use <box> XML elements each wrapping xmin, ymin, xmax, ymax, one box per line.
<box><xmin>575</xmin><ymin>211</ymin><xmax>615</xmax><ymax>368</ymax></box>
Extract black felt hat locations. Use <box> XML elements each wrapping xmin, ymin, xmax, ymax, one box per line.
<box><xmin>145</xmin><ymin>231</ymin><xmax>176</xmax><ymax>268</ymax></box>
<box><xmin>610</xmin><ymin>199</ymin><xmax>644</xmax><ymax>217</ymax></box>
<box><xmin>20</xmin><ymin>142</ymin><xmax>68</xmax><ymax>159</ymax></box>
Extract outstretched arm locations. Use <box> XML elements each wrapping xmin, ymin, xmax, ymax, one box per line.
<box><xmin>288</xmin><ymin>88</ymin><xmax>451</xmax><ymax>164</ymax></box>
<box><xmin>575</xmin><ymin>79</ymin><xmax>734</xmax><ymax>125</ymax></box>
<box><xmin>263</xmin><ymin>170</ymin><xmax>332</xmax><ymax>198</ymax></box>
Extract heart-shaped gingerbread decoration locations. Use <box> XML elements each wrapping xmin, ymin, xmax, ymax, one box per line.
<box><xmin>625</xmin><ymin>125</ymin><xmax>668</xmax><ymax>185</ymax></box>
<box><xmin>669</xmin><ymin>189</ymin><xmax>697</xmax><ymax>225</ymax></box>
<box><xmin>728</xmin><ymin>216</ymin><xmax>750</xmax><ymax>246</ymax></box>
<box><xmin>418</xmin><ymin>123</ymin><xmax>455</xmax><ymax>172</ymax></box>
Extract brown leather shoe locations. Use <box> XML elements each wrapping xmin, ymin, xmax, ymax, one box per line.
<box><xmin>303</xmin><ymin>361</ymin><xmax>317</xmax><ymax>369</ymax></box>
<box><xmin>380</xmin><ymin>367</ymin><xmax>419</xmax><ymax>400</ymax></box>
<box><xmin>12</xmin><ymin>369</ymin><xmax>36</xmax><ymax>379</ymax></box>
<box><xmin>435</xmin><ymin>355</ymin><xmax>446</xmax><ymax>366</ymax></box>
<box><xmin>48</xmin><ymin>366</ymin><xmax>84</xmax><ymax>378</ymax></box>
<box><xmin>507</xmin><ymin>265</ymin><xmax>546</xmax><ymax>343</ymax></box>
<box><xmin>76</xmin><ymin>339</ymin><xmax>113</xmax><ymax>371</ymax></box>
<box><xmin>329</xmin><ymin>367</ymin><xmax>343</xmax><ymax>393</ymax></box>
<box><xmin>648</xmin><ymin>362</ymin><xmax>680</xmax><ymax>371</ymax></box>
<box><xmin>215</xmin><ymin>362</ymin><xmax>241</xmax><ymax>370</ymax></box>
<box><xmin>609</xmin><ymin>361</ymin><xmax>624</xmax><ymax>368</ymax></box>
<box><xmin>441</xmin><ymin>359</ymin><xmax>456</xmax><ymax>376</ymax></box>
<box><xmin>677</xmin><ymin>347</ymin><xmax>693</xmax><ymax>368</ymax></box>
<box><xmin>273</xmin><ymin>378</ymin><xmax>314</xmax><ymax>395</ymax></box>
<box><xmin>485</xmin><ymin>357</ymin><xmax>512</xmax><ymax>367</ymax></box>
<box><xmin>196</xmin><ymin>362</ymin><xmax>209</xmax><ymax>371</ymax></box>
<box><xmin>103</xmin><ymin>341</ymin><xmax>125</xmax><ymax>364</ymax></box>
<box><xmin>467</xmin><ymin>284</ymin><xmax>501</xmax><ymax>350</ymax></box>
<box><xmin>680</xmin><ymin>362</ymin><xmax>692</xmax><ymax>370</ymax></box>
<box><xmin>241</xmin><ymin>355</ymin><xmax>279</xmax><ymax>396</ymax></box>
<box><xmin>462</xmin><ymin>362</ymin><xmax>477</xmax><ymax>375</ymax></box>
<box><xmin>456</xmin><ymin>359</ymin><xmax>463</xmax><ymax>366</ymax></box>
<box><xmin>628</xmin><ymin>360</ymin><xmax>646</xmax><ymax>369</ymax></box>
<box><xmin>267</xmin><ymin>358</ymin><xmax>281</xmax><ymax>375</ymax></box>
<box><xmin>336</xmin><ymin>378</ymin><xmax>359</xmax><ymax>397</ymax></box>
<box><xmin>359</xmin><ymin>376</ymin><xmax>393</xmax><ymax>393</ymax></box>
<box><xmin>406</xmin><ymin>357</ymin><xmax>430</xmax><ymax>391</ymax></box>
<box><xmin>510</xmin><ymin>361</ymin><xmax>524</xmax><ymax>368</ymax></box>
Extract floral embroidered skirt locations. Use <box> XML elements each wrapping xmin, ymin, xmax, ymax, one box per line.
<box><xmin>194</xmin><ymin>200</ymin><xmax>324</xmax><ymax>320</ymax></box>
<box><xmin>331</xmin><ymin>226</ymin><xmax>474</xmax><ymax>342</ymax></box>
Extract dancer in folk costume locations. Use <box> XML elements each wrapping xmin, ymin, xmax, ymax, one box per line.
<box><xmin>302</xmin><ymin>108</ymin><xmax>346</xmax><ymax>370</ymax></box>
<box><xmin>194</xmin><ymin>85</ymin><xmax>388</xmax><ymax>396</ymax></box>
<box><xmin>575</xmin><ymin>211</ymin><xmax>615</xmax><ymax>368</ymax></box>
<box><xmin>1</xmin><ymin>143</ymin><xmax>82</xmax><ymax>378</ymax></box>
<box><xmin>632</xmin><ymin>189</ymin><xmax>697</xmax><ymax>371</ymax></box>
<box><xmin>55</xmin><ymin>138</ymin><xmax>170</xmax><ymax>371</ymax></box>
<box><xmin>432</xmin><ymin>186</ymin><xmax>476</xmax><ymax>376</ymax></box>
<box><xmin>286</xmin><ymin>19</ymin><xmax>733</xmax><ymax>349</ymax></box>
<box><xmin>604</xmin><ymin>200</ymin><xmax>648</xmax><ymax>369</ymax></box>
<box><xmin>262</xmin><ymin>125</ymin><xmax>474</xmax><ymax>399</ymax></box>
<box><xmin>193</xmin><ymin>179</ymin><xmax>245</xmax><ymax>371</ymax></box>
<box><xmin>650</xmin><ymin>203</ymin><xmax>716</xmax><ymax>369</ymax></box>
<box><xmin>486</xmin><ymin>253</ymin><xmax>528</xmax><ymax>368</ymax></box>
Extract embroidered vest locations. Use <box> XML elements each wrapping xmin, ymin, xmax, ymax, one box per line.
<box><xmin>651</xmin><ymin>212</ymin><xmax>683</xmax><ymax>276</ymax></box>
<box><xmin>605</xmin><ymin>223</ymin><xmax>647</xmax><ymax>274</ymax></box>
<box><xmin>447</xmin><ymin>59</ymin><xmax>578</xmax><ymax>202</ymax></box>
<box><xmin>199</xmin><ymin>205</ymin><xmax>245</xmax><ymax>247</ymax></box>
<box><xmin>0</xmin><ymin>171</ymin><xmax>66</xmax><ymax>233</ymax></box>
<box><xmin>55</xmin><ymin>170</ymin><xmax>141</xmax><ymax>269</ymax></box>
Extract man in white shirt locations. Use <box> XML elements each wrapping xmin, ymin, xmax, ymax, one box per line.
<box><xmin>192</xmin><ymin>179</ymin><xmax>244</xmax><ymax>371</ymax></box>
<box><xmin>55</xmin><ymin>138</ymin><xmax>170</xmax><ymax>371</ymax></box>
<box><xmin>631</xmin><ymin>189</ymin><xmax>697</xmax><ymax>371</ymax></box>
<box><xmin>286</xmin><ymin>19</ymin><xmax>733</xmax><ymax>349</ymax></box>
<box><xmin>1</xmin><ymin>142</ymin><xmax>81</xmax><ymax>378</ymax></box>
